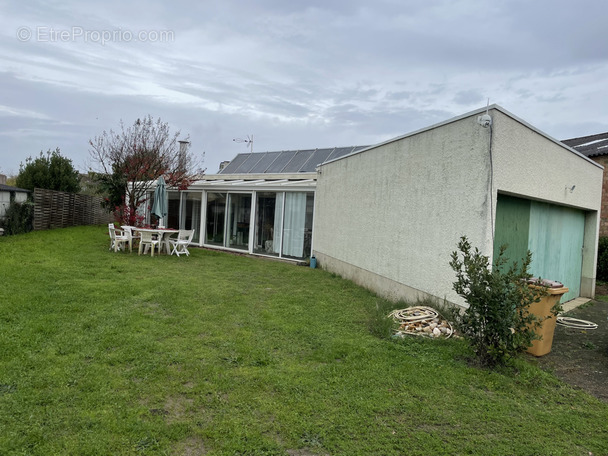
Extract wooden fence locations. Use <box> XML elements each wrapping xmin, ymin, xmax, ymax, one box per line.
<box><xmin>33</xmin><ymin>188</ymin><xmax>113</xmax><ymax>231</ymax></box>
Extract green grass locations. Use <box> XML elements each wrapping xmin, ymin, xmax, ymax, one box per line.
<box><xmin>1</xmin><ymin>226</ymin><xmax>607</xmax><ymax>455</ymax></box>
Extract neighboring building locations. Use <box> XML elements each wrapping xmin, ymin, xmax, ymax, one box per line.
<box><xmin>561</xmin><ymin>132</ymin><xmax>608</xmax><ymax>236</ymax></box>
<box><xmin>313</xmin><ymin>105</ymin><xmax>603</xmax><ymax>306</ymax></box>
<box><xmin>0</xmin><ymin>174</ymin><xmax>29</xmax><ymax>220</ymax></box>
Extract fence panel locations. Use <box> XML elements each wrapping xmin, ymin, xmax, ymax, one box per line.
<box><xmin>33</xmin><ymin>188</ymin><xmax>113</xmax><ymax>230</ymax></box>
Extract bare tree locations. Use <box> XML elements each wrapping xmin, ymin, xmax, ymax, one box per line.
<box><xmin>89</xmin><ymin>115</ymin><xmax>203</xmax><ymax>225</ymax></box>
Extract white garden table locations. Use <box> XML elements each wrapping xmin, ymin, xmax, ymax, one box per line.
<box><xmin>124</xmin><ymin>227</ymin><xmax>179</xmax><ymax>255</ymax></box>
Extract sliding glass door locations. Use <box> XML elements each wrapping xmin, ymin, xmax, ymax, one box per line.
<box><xmin>181</xmin><ymin>192</ymin><xmax>202</xmax><ymax>243</ymax></box>
<box><xmin>254</xmin><ymin>192</ymin><xmax>283</xmax><ymax>256</ymax></box>
<box><xmin>227</xmin><ymin>193</ymin><xmax>252</xmax><ymax>250</ymax></box>
<box><xmin>166</xmin><ymin>192</ymin><xmax>181</xmax><ymax>228</ymax></box>
<box><xmin>282</xmin><ymin>192</ymin><xmax>314</xmax><ymax>259</ymax></box>
<box><xmin>204</xmin><ymin>190</ymin><xmax>313</xmax><ymax>259</ymax></box>
<box><xmin>206</xmin><ymin>192</ymin><xmax>226</xmax><ymax>246</ymax></box>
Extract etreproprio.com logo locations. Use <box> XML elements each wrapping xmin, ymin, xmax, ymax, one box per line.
<box><xmin>17</xmin><ymin>26</ymin><xmax>175</xmax><ymax>45</ymax></box>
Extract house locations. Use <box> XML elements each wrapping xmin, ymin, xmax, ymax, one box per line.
<box><xmin>561</xmin><ymin>132</ymin><xmax>608</xmax><ymax>236</ymax></box>
<box><xmin>142</xmin><ymin>105</ymin><xmax>602</xmax><ymax>307</ymax></box>
<box><xmin>312</xmin><ymin>105</ymin><xmax>603</xmax><ymax>306</ymax></box>
<box><xmin>0</xmin><ymin>174</ymin><xmax>29</xmax><ymax>221</ymax></box>
<box><xmin>143</xmin><ymin>146</ymin><xmax>367</xmax><ymax>261</ymax></box>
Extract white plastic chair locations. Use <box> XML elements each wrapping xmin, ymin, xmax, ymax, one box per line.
<box><xmin>121</xmin><ymin>226</ymin><xmax>141</xmax><ymax>253</ymax></box>
<box><xmin>169</xmin><ymin>230</ymin><xmax>194</xmax><ymax>257</ymax></box>
<box><xmin>108</xmin><ymin>224</ymin><xmax>128</xmax><ymax>252</ymax></box>
<box><xmin>138</xmin><ymin>231</ymin><xmax>161</xmax><ymax>257</ymax></box>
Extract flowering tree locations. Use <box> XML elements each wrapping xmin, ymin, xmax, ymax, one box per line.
<box><xmin>89</xmin><ymin>116</ymin><xmax>203</xmax><ymax>225</ymax></box>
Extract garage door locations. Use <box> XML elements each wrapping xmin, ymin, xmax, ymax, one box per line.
<box><xmin>494</xmin><ymin>194</ymin><xmax>585</xmax><ymax>303</ymax></box>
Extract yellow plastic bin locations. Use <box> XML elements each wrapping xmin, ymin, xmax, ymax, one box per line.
<box><xmin>526</xmin><ymin>284</ymin><xmax>569</xmax><ymax>357</ymax></box>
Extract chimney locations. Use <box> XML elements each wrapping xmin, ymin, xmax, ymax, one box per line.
<box><xmin>0</xmin><ymin>174</ymin><xmax>6</xmax><ymax>185</ymax></box>
<box><xmin>178</xmin><ymin>140</ymin><xmax>189</xmax><ymax>172</ymax></box>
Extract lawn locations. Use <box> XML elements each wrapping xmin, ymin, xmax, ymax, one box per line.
<box><xmin>0</xmin><ymin>226</ymin><xmax>607</xmax><ymax>455</ymax></box>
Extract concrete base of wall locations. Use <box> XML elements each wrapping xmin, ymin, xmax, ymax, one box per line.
<box><xmin>314</xmin><ymin>251</ymin><xmax>458</xmax><ymax>307</ymax></box>
<box><xmin>580</xmin><ymin>276</ymin><xmax>596</xmax><ymax>300</ymax></box>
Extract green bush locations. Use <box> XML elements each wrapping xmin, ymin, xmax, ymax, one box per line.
<box><xmin>16</xmin><ymin>148</ymin><xmax>81</xmax><ymax>193</ymax></box>
<box><xmin>449</xmin><ymin>236</ymin><xmax>547</xmax><ymax>367</ymax></box>
<box><xmin>0</xmin><ymin>201</ymin><xmax>34</xmax><ymax>235</ymax></box>
<box><xmin>596</xmin><ymin>237</ymin><xmax>608</xmax><ymax>282</ymax></box>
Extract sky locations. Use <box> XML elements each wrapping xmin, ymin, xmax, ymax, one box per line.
<box><xmin>1</xmin><ymin>0</ymin><xmax>607</xmax><ymax>176</ymax></box>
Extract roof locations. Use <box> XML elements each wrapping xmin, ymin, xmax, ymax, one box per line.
<box><xmin>0</xmin><ymin>184</ymin><xmax>29</xmax><ymax>193</ymax></box>
<box><xmin>320</xmin><ymin>105</ymin><xmax>603</xmax><ymax>170</ymax></box>
<box><xmin>219</xmin><ymin>146</ymin><xmax>369</xmax><ymax>174</ymax></box>
<box><xmin>561</xmin><ymin>132</ymin><xmax>608</xmax><ymax>158</ymax></box>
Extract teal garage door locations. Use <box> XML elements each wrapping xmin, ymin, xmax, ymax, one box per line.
<box><xmin>494</xmin><ymin>195</ymin><xmax>585</xmax><ymax>303</ymax></box>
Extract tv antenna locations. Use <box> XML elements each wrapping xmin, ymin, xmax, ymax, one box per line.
<box><xmin>233</xmin><ymin>134</ymin><xmax>254</xmax><ymax>153</ymax></box>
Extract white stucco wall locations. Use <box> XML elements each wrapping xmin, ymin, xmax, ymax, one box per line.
<box><xmin>490</xmin><ymin>109</ymin><xmax>603</xmax><ymax>297</ymax></box>
<box><xmin>0</xmin><ymin>190</ymin><xmax>28</xmax><ymax>218</ymax></box>
<box><xmin>15</xmin><ymin>192</ymin><xmax>27</xmax><ymax>204</ymax></box>
<box><xmin>313</xmin><ymin>106</ymin><xmax>603</xmax><ymax>306</ymax></box>
<box><xmin>491</xmin><ymin>109</ymin><xmax>602</xmax><ymax>211</ymax></box>
<box><xmin>314</xmin><ymin>115</ymin><xmax>494</xmax><ymax>306</ymax></box>
<box><xmin>0</xmin><ymin>192</ymin><xmax>9</xmax><ymax>218</ymax></box>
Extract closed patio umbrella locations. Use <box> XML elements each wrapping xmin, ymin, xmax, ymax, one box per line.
<box><xmin>151</xmin><ymin>176</ymin><xmax>168</xmax><ymax>227</ymax></box>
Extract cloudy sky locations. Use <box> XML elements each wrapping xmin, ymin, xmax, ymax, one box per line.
<box><xmin>1</xmin><ymin>0</ymin><xmax>607</xmax><ymax>176</ymax></box>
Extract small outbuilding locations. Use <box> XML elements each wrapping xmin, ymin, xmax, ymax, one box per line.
<box><xmin>0</xmin><ymin>174</ymin><xmax>29</xmax><ymax>221</ymax></box>
<box><xmin>312</xmin><ymin>105</ymin><xmax>603</xmax><ymax>306</ymax></box>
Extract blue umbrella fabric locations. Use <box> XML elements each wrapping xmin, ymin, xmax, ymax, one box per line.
<box><xmin>151</xmin><ymin>176</ymin><xmax>168</xmax><ymax>227</ymax></box>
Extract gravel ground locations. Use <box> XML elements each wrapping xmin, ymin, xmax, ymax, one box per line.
<box><xmin>533</xmin><ymin>298</ymin><xmax>608</xmax><ymax>402</ymax></box>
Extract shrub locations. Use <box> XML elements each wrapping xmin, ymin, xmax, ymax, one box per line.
<box><xmin>449</xmin><ymin>236</ymin><xmax>546</xmax><ymax>367</ymax></box>
<box><xmin>0</xmin><ymin>201</ymin><xmax>34</xmax><ymax>235</ymax></box>
<box><xmin>596</xmin><ymin>237</ymin><xmax>608</xmax><ymax>282</ymax></box>
<box><xmin>16</xmin><ymin>148</ymin><xmax>81</xmax><ymax>193</ymax></box>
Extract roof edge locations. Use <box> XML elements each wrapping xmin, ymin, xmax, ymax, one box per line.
<box><xmin>201</xmin><ymin>172</ymin><xmax>317</xmax><ymax>181</ymax></box>
<box><xmin>0</xmin><ymin>184</ymin><xmax>30</xmax><ymax>192</ymax></box>
<box><xmin>493</xmin><ymin>106</ymin><xmax>603</xmax><ymax>170</ymax></box>
<box><xmin>319</xmin><ymin>104</ymin><xmax>603</xmax><ymax>170</ymax></box>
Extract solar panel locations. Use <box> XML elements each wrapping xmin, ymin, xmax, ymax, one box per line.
<box><xmin>300</xmin><ymin>148</ymin><xmax>333</xmax><ymax>172</ymax></box>
<box><xmin>248</xmin><ymin>152</ymin><xmax>281</xmax><ymax>173</ymax></box>
<box><xmin>219</xmin><ymin>146</ymin><xmax>370</xmax><ymax>174</ymax></box>
<box><xmin>233</xmin><ymin>153</ymin><xmax>264</xmax><ymax>173</ymax></box>
<box><xmin>327</xmin><ymin>146</ymin><xmax>354</xmax><ymax>161</ymax></box>
<box><xmin>282</xmin><ymin>150</ymin><xmax>315</xmax><ymax>172</ymax></box>
<box><xmin>219</xmin><ymin>154</ymin><xmax>251</xmax><ymax>174</ymax></box>
<box><xmin>265</xmin><ymin>151</ymin><xmax>297</xmax><ymax>173</ymax></box>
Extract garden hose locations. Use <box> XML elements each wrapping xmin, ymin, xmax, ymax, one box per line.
<box><xmin>389</xmin><ymin>306</ymin><xmax>439</xmax><ymax>322</ymax></box>
<box><xmin>556</xmin><ymin>316</ymin><xmax>598</xmax><ymax>330</ymax></box>
<box><xmin>389</xmin><ymin>306</ymin><xmax>453</xmax><ymax>339</ymax></box>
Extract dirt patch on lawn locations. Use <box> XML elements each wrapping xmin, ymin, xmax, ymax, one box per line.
<box><xmin>534</xmin><ymin>299</ymin><xmax>608</xmax><ymax>402</ymax></box>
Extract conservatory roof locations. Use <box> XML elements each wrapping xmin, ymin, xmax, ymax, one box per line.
<box><xmin>189</xmin><ymin>175</ymin><xmax>317</xmax><ymax>191</ymax></box>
